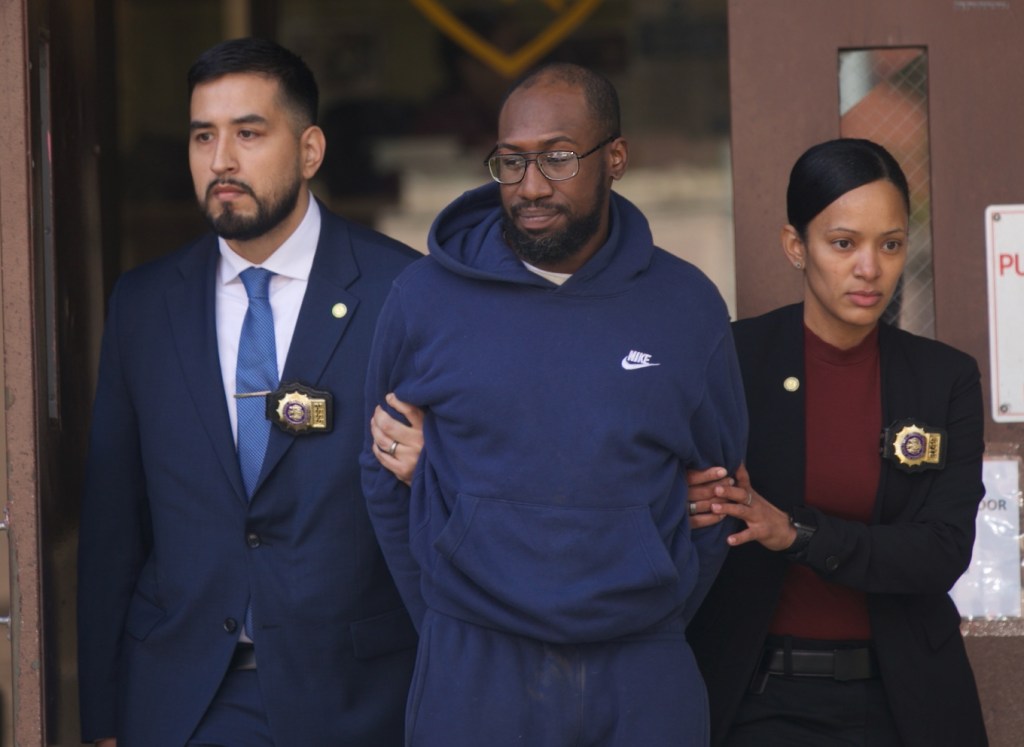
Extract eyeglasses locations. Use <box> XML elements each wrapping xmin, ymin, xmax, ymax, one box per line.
<box><xmin>485</xmin><ymin>134</ymin><xmax>619</xmax><ymax>185</ymax></box>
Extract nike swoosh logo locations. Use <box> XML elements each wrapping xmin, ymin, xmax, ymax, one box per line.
<box><xmin>621</xmin><ymin>357</ymin><xmax>661</xmax><ymax>370</ymax></box>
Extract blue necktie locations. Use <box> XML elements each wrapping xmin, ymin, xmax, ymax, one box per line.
<box><xmin>236</xmin><ymin>267</ymin><xmax>278</xmax><ymax>498</ymax></box>
<box><xmin>236</xmin><ymin>268</ymin><xmax>277</xmax><ymax>640</ymax></box>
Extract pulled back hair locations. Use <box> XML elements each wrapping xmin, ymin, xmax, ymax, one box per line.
<box><xmin>501</xmin><ymin>62</ymin><xmax>621</xmax><ymax>139</ymax></box>
<box><xmin>187</xmin><ymin>37</ymin><xmax>319</xmax><ymax>128</ymax></box>
<box><xmin>786</xmin><ymin>138</ymin><xmax>910</xmax><ymax>239</ymax></box>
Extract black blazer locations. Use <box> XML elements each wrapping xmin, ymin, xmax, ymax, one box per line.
<box><xmin>688</xmin><ymin>303</ymin><xmax>988</xmax><ymax>746</ymax></box>
<box><xmin>78</xmin><ymin>204</ymin><xmax>421</xmax><ymax>747</ymax></box>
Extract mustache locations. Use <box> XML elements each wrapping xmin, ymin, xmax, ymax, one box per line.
<box><xmin>509</xmin><ymin>200</ymin><xmax>568</xmax><ymax>219</ymax></box>
<box><xmin>205</xmin><ymin>178</ymin><xmax>255</xmax><ymax>200</ymax></box>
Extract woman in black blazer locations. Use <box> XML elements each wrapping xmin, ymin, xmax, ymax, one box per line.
<box><xmin>686</xmin><ymin>139</ymin><xmax>987</xmax><ymax>746</ymax></box>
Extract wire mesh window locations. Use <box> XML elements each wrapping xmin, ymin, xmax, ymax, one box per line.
<box><xmin>839</xmin><ymin>48</ymin><xmax>934</xmax><ymax>338</ymax></box>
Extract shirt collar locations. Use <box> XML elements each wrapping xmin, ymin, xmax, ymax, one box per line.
<box><xmin>218</xmin><ymin>194</ymin><xmax>321</xmax><ymax>285</ymax></box>
<box><xmin>521</xmin><ymin>260</ymin><xmax>572</xmax><ymax>286</ymax></box>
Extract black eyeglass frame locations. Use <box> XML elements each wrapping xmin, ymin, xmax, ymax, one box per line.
<box><xmin>484</xmin><ymin>133</ymin><xmax>620</xmax><ymax>185</ymax></box>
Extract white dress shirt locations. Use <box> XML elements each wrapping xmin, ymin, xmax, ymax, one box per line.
<box><xmin>216</xmin><ymin>196</ymin><xmax>321</xmax><ymax>444</ymax></box>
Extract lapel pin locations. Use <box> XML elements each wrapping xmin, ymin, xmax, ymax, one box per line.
<box><xmin>331</xmin><ymin>303</ymin><xmax>348</xmax><ymax>319</ymax></box>
<box><xmin>783</xmin><ymin>376</ymin><xmax>800</xmax><ymax>392</ymax></box>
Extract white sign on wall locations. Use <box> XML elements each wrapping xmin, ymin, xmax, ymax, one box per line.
<box><xmin>986</xmin><ymin>205</ymin><xmax>1024</xmax><ymax>422</ymax></box>
<box><xmin>952</xmin><ymin>458</ymin><xmax>1022</xmax><ymax>620</ymax></box>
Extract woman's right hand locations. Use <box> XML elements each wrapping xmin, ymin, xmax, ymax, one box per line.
<box><xmin>708</xmin><ymin>464</ymin><xmax>798</xmax><ymax>551</ymax></box>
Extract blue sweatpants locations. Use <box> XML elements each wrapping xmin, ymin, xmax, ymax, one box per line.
<box><xmin>405</xmin><ymin>610</ymin><xmax>709</xmax><ymax>747</ymax></box>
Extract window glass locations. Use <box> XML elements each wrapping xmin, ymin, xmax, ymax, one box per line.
<box><xmin>840</xmin><ymin>47</ymin><xmax>934</xmax><ymax>337</ymax></box>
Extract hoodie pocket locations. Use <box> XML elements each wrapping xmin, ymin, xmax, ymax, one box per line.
<box><xmin>432</xmin><ymin>492</ymin><xmax>680</xmax><ymax>640</ymax></box>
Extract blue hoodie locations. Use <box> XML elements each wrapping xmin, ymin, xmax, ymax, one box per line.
<box><xmin>362</xmin><ymin>183</ymin><xmax>747</xmax><ymax>643</ymax></box>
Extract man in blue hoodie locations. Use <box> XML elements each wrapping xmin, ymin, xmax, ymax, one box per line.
<box><xmin>361</xmin><ymin>63</ymin><xmax>747</xmax><ymax>747</ymax></box>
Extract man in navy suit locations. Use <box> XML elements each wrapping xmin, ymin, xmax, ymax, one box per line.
<box><xmin>77</xmin><ymin>37</ymin><xmax>419</xmax><ymax>747</ymax></box>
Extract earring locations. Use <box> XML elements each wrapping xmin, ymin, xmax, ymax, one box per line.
<box><xmin>794</xmin><ymin>262</ymin><xmax>803</xmax><ymax>270</ymax></box>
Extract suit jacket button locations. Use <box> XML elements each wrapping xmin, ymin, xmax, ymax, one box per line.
<box><xmin>247</xmin><ymin>532</ymin><xmax>261</xmax><ymax>548</ymax></box>
<box><xmin>825</xmin><ymin>556</ymin><xmax>840</xmax><ymax>571</ymax></box>
<box><xmin>224</xmin><ymin>618</ymin><xmax>238</xmax><ymax>633</ymax></box>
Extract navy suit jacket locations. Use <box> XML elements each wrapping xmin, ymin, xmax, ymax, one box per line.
<box><xmin>77</xmin><ymin>204</ymin><xmax>420</xmax><ymax>747</ymax></box>
<box><xmin>687</xmin><ymin>303</ymin><xmax>988</xmax><ymax>746</ymax></box>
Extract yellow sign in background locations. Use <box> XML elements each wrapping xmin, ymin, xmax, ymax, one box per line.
<box><xmin>410</xmin><ymin>0</ymin><xmax>603</xmax><ymax>79</ymax></box>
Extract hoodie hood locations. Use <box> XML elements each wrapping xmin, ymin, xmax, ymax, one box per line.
<box><xmin>426</xmin><ymin>182</ymin><xmax>656</xmax><ymax>296</ymax></box>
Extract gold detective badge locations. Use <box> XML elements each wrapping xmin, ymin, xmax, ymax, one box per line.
<box><xmin>881</xmin><ymin>419</ymin><xmax>946</xmax><ymax>472</ymax></box>
<box><xmin>264</xmin><ymin>382</ymin><xmax>333</xmax><ymax>435</ymax></box>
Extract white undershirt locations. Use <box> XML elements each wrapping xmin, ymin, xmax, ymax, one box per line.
<box><xmin>522</xmin><ymin>260</ymin><xmax>572</xmax><ymax>286</ymax></box>
<box><xmin>216</xmin><ymin>195</ymin><xmax>321</xmax><ymax>444</ymax></box>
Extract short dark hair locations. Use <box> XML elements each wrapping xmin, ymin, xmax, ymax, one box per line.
<box><xmin>786</xmin><ymin>138</ymin><xmax>910</xmax><ymax>239</ymax></box>
<box><xmin>501</xmin><ymin>62</ymin><xmax>621</xmax><ymax>139</ymax></box>
<box><xmin>187</xmin><ymin>37</ymin><xmax>319</xmax><ymax>127</ymax></box>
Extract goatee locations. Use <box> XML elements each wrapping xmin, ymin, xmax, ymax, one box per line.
<box><xmin>201</xmin><ymin>177</ymin><xmax>302</xmax><ymax>241</ymax></box>
<box><xmin>502</xmin><ymin>194</ymin><xmax>604</xmax><ymax>267</ymax></box>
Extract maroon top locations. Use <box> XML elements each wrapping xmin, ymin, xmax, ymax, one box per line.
<box><xmin>769</xmin><ymin>324</ymin><xmax>880</xmax><ymax>640</ymax></box>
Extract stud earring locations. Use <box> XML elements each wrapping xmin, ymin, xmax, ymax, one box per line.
<box><xmin>794</xmin><ymin>262</ymin><xmax>803</xmax><ymax>270</ymax></box>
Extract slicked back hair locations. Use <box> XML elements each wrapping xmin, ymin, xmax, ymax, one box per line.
<box><xmin>501</xmin><ymin>62</ymin><xmax>621</xmax><ymax>140</ymax></box>
<box><xmin>188</xmin><ymin>37</ymin><xmax>319</xmax><ymax>129</ymax></box>
<box><xmin>786</xmin><ymin>138</ymin><xmax>910</xmax><ymax>239</ymax></box>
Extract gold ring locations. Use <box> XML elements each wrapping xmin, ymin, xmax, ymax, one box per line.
<box><xmin>387</xmin><ymin>440</ymin><xmax>399</xmax><ymax>457</ymax></box>
<box><xmin>745</xmin><ymin>491</ymin><xmax>753</xmax><ymax>507</ymax></box>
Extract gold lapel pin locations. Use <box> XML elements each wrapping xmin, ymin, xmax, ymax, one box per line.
<box><xmin>783</xmin><ymin>376</ymin><xmax>800</xmax><ymax>392</ymax></box>
<box><xmin>331</xmin><ymin>303</ymin><xmax>348</xmax><ymax>319</ymax></box>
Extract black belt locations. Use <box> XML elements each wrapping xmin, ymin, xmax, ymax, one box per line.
<box><xmin>229</xmin><ymin>643</ymin><xmax>257</xmax><ymax>671</ymax></box>
<box><xmin>761</xmin><ymin>645</ymin><xmax>878</xmax><ymax>681</ymax></box>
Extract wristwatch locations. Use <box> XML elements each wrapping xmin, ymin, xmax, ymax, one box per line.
<box><xmin>783</xmin><ymin>508</ymin><xmax>817</xmax><ymax>560</ymax></box>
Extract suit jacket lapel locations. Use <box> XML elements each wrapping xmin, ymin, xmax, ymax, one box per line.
<box><xmin>256</xmin><ymin>207</ymin><xmax>362</xmax><ymax>491</ymax></box>
<box><xmin>742</xmin><ymin>303</ymin><xmax>806</xmax><ymax>513</ymax></box>
<box><xmin>875</xmin><ymin>323</ymin><xmax>919</xmax><ymax>522</ymax></box>
<box><xmin>878</xmin><ymin>322</ymin><xmax>915</xmax><ymax>422</ymax></box>
<box><xmin>166</xmin><ymin>235</ymin><xmax>248</xmax><ymax>502</ymax></box>
<box><xmin>773</xmin><ymin>305</ymin><xmax>807</xmax><ymax>512</ymax></box>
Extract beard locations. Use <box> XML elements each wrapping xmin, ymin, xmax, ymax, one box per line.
<box><xmin>200</xmin><ymin>176</ymin><xmax>302</xmax><ymax>241</ymax></box>
<box><xmin>502</xmin><ymin>178</ymin><xmax>606</xmax><ymax>267</ymax></box>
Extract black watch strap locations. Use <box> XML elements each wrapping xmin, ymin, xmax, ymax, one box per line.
<box><xmin>783</xmin><ymin>509</ymin><xmax>817</xmax><ymax>559</ymax></box>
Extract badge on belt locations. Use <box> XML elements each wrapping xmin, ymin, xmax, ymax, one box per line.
<box><xmin>235</xmin><ymin>382</ymin><xmax>334</xmax><ymax>435</ymax></box>
<box><xmin>880</xmin><ymin>419</ymin><xmax>946</xmax><ymax>472</ymax></box>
